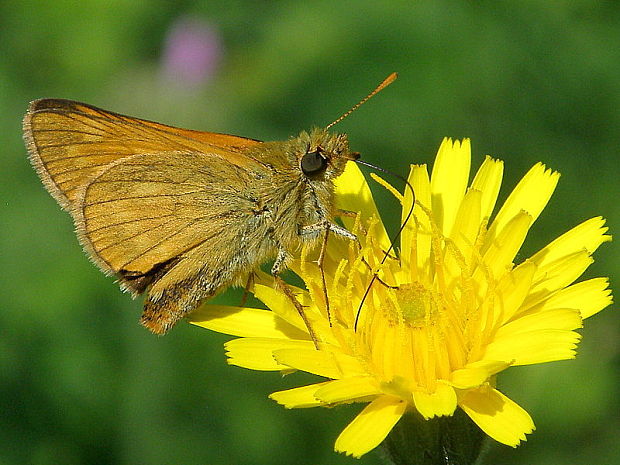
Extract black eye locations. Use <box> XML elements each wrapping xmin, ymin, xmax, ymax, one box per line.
<box><xmin>301</xmin><ymin>150</ymin><xmax>328</xmax><ymax>176</ymax></box>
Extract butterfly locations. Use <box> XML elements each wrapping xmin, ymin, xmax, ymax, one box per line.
<box><xmin>23</xmin><ymin>73</ymin><xmax>397</xmax><ymax>336</ymax></box>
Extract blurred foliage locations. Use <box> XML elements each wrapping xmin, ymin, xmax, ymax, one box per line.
<box><xmin>1</xmin><ymin>1</ymin><xmax>618</xmax><ymax>464</ymax></box>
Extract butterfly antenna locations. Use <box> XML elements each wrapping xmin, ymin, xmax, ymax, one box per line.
<box><xmin>325</xmin><ymin>72</ymin><xmax>398</xmax><ymax>130</ymax></box>
<box><xmin>353</xmin><ymin>159</ymin><xmax>415</xmax><ymax>330</ymax></box>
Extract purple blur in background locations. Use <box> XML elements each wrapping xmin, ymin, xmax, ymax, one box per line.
<box><xmin>160</xmin><ymin>16</ymin><xmax>222</xmax><ymax>88</ymax></box>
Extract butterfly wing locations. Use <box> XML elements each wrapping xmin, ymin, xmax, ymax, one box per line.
<box><xmin>24</xmin><ymin>99</ymin><xmax>271</xmax><ymax>334</ymax></box>
<box><xmin>77</xmin><ymin>151</ymin><xmax>266</xmax><ymax>334</ymax></box>
<box><xmin>23</xmin><ymin>98</ymin><xmax>263</xmax><ymax>210</ymax></box>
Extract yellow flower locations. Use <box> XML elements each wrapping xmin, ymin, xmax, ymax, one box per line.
<box><xmin>190</xmin><ymin>138</ymin><xmax>612</xmax><ymax>458</ymax></box>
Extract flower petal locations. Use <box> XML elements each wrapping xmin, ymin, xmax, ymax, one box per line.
<box><xmin>314</xmin><ymin>376</ymin><xmax>381</xmax><ymax>403</ymax></box>
<box><xmin>470</xmin><ymin>156</ymin><xmax>504</xmax><ymax>221</ymax></box>
<box><xmin>498</xmin><ymin>308</ymin><xmax>582</xmax><ymax>334</ymax></box>
<box><xmin>483</xmin><ymin>325</ymin><xmax>581</xmax><ymax>365</ymax></box>
<box><xmin>270</xmin><ymin>383</ymin><xmax>329</xmax><ymax>408</ymax></box>
<box><xmin>409</xmin><ymin>164</ymin><xmax>432</xmax><ymax>274</ymax></box>
<box><xmin>400</xmin><ymin>165</ymin><xmax>417</xmax><ymax>271</ymax></box>
<box><xmin>459</xmin><ymin>386</ymin><xmax>534</xmax><ymax>447</ymax></box>
<box><xmin>335</xmin><ymin>162</ymin><xmax>389</xmax><ymax>248</ymax></box>
<box><xmin>273</xmin><ymin>348</ymin><xmax>366</xmax><ymax>379</ymax></box>
<box><xmin>334</xmin><ymin>395</ymin><xmax>406</xmax><ymax>458</ymax></box>
<box><xmin>531</xmin><ymin>277</ymin><xmax>613</xmax><ymax>319</ymax></box>
<box><xmin>444</xmin><ymin>188</ymin><xmax>482</xmax><ymax>284</ymax></box>
<box><xmin>253</xmin><ymin>283</ymin><xmax>306</xmax><ymax>330</ymax></box>
<box><xmin>412</xmin><ymin>382</ymin><xmax>457</xmax><ymax>418</ymax></box>
<box><xmin>487</xmin><ymin>163</ymin><xmax>559</xmax><ymax>248</ymax></box>
<box><xmin>225</xmin><ymin>337</ymin><xmax>314</xmax><ymax>371</ymax></box>
<box><xmin>430</xmin><ymin>138</ymin><xmax>471</xmax><ymax>236</ymax></box>
<box><xmin>189</xmin><ymin>305</ymin><xmax>309</xmax><ymax>339</ymax></box>
<box><xmin>530</xmin><ymin>216</ymin><xmax>611</xmax><ymax>268</ymax></box>
<box><xmin>449</xmin><ymin>188</ymin><xmax>482</xmax><ymax>246</ymax></box>
<box><xmin>253</xmin><ymin>283</ymin><xmax>333</xmax><ymax>341</ymax></box>
<box><xmin>478</xmin><ymin>211</ymin><xmax>532</xmax><ymax>282</ymax></box>
<box><xmin>495</xmin><ymin>261</ymin><xmax>537</xmax><ymax>325</ymax></box>
<box><xmin>523</xmin><ymin>250</ymin><xmax>595</xmax><ymax>310</ymax></box>
<box><xmin>451</xmin><ymin>361</ymin><xmax>511</xmax><ymax>389</ymax></box>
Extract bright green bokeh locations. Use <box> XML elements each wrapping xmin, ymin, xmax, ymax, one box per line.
<box><xmin>1</xmin><ymin>2</ymin><xmax>618</xmax><ymax>464</ymax></box>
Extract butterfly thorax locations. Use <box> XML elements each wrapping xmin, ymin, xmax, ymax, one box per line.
<box><xmin>244</xmin><ymin>128</ymin><xmax>357</xmax><ymax>252</ymax></box>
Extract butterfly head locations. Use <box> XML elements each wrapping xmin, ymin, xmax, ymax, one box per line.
<box><xmin>295</xmin><ymin>127</ymin><xmax>359</xmax><ymax>182</ymax></box>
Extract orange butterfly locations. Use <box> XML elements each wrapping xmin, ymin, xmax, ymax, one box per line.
<box><xmin>23</xmin><ymin>73</ymin><xmax>396</xmax><ymax>336</ymax></box>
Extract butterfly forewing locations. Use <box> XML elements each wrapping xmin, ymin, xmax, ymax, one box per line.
<box><xmin>24</xmin><ymin>99</ymin><xmax>262</xmax><ymax>210</ymax></box>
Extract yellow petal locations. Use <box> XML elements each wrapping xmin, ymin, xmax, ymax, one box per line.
<box><xmin>225</xmin><ymin>337</ymin><xmax>314</xmax><ymax>371</ymax></box>
<box><xmin>273</xmin><ymin>347</ymin><xmax>366</xmax><ymax>379</ymax></box>
<box><xmin>459</xmin><ymin>386</ymin><xmax>534</xmax><ymax>447</ymax></box>
<box><xmin>412</xmin><ymin>382</ymin><xmax>457</xmax><ymax>418</ymax></box>
<box><xmin>444</xmin><ymin>189</ymin><xmax>482</xmax><ymax>284</ymax></box>
<box><xmin>487</xmin><ymin>163</ymin><xmax>559</xmax><ymax>248</ymax></box>
<box><xmin>335</xmin><ymin>162</ymin><xmax>389</xmax><ymax>248</ymax></box>
<box><xmin>478</xmin><ymin>211</ymin><xmax>532</xmax><ymax>282</ymax></box>
<box><xmin>530</xmin><ymin>216</ymin><xmax>611</xmax><ymax>268</ymax></box>
<box><xmin>449</xmin><ymin>188</ymin><xmax>482</xmax><ymax>246</ymax></box>
<box><xmin>498</xmin><ymin>308</ymin><xmax>582</xmax><ymax>335</ymax></box>
<box><xmin>334</xmin><ymin>396</ymin><xmax>406</xmax><ymax>458</ymax></box>
<box><xmin>451</xmin><ymin>361</ymin><xmax>511</xmax><ymax>389</ymax></box>
<box><xmin>430</xmin><ymin>138</ymin><xmax>471</xmax><ymax>236</ymax></box>
<box><xmin>470</xmin><ymin>156</ymin><xmax>504</xmax><ymax>221</ymax></box>
<box><xmin>524</xmin><ymin>250</ymin><xmax>595</xmax><ymax>310</ymax></box>
<box><xmin>253</xmin><ymin>283</ymin><xmax>319</xmax><ymax>335</ymax></box>
<box><xmin>495</xmin><ymin>261</ymin><xmax>537</xmax><ymax>325</ymax></box>
<box><xmin>408</xmin><ymin>164</ymin><xmax>432</xmax><ymax>274</ymax></box>
<box><xmin>189</xmin><ymin>305</ymin><xmax>309</xmax><ymax>339</ymax></box>
<box><xmin>314</xmin><ymin>377</ymin><xmax>381</xmax><ymax>403</ymax></box>
<box><xmin>400</xmin><ymin>165</ymin><xmax>417</xmax><ymax>271</ymax></box>
<box><xmin>270</xmin><ymin>383</ymin><xmax>329</xmax><ymax>408</ymax></box>
<box><xmin>483</xmin><ymin>327</ymin><xmax>581</xmax><ymax>365</ymax></box>
<box><xmin>531</xmin><ymin>277</ymin><xmax>613</xmax><ymax>319</ymax></box>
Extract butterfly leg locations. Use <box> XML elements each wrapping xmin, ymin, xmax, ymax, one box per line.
<box><xmin>271</xmin><ymin>248</ymin><xmax>320</xmax><ymax>349</ymax></box>
<box><xmin>239</xmin><ymin>272</ymin><xmax>255</xmax><ymax>307</ymax></box>
<box><xmin>336</xmin><ymin>209</ymin><xmax>367</xmax><ymax>235</ymax></box>
<box><xmin>299</xmin><ymin>221</ymin><xmax>358</xmax><ymax>327</ymax></box>
<box><xmin>300</xmin><ymin>222</ymin><xmax>332</xmax><ymax>325</ymax></box>
<box><xmin>299</xmin><ymin>221</ymin><xmax>357</xmax><ymax>241</ymax></box>
<box><xmin>331</xmin><ymin>212</ymin><xmax>399</xmax><ymax>289</ymax></box>
<box><xmin>317</xmin><ymin>226</ymin><xmax>331</xmax><ymax>325</ymax></box>
<box><xmin>336</xmin><ymin>209</ymin><xmax>398</xmax><ymax>261</ymax></box>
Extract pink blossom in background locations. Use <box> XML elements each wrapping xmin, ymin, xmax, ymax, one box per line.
<box><xmin>160</xmin><ymin>16</ymin><xmax>222</xmax><ymax>87</ymax></box>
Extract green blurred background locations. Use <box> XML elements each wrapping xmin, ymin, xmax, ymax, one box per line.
<box><xmin>1</xmin><ymin>2</ymin><xmax>618</xmax><ymax>464</ymax></box>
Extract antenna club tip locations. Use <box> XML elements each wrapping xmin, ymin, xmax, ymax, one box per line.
<box><xmin>379</xmin><ymin>72</ymin><xmax>398</xmax><ymax>90</ymax></box>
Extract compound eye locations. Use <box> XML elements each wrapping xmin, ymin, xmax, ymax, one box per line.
<box><xmin>301</xmin><ymin>150</ymin><xmax>328</xmax><ymax>176</ymax></box>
